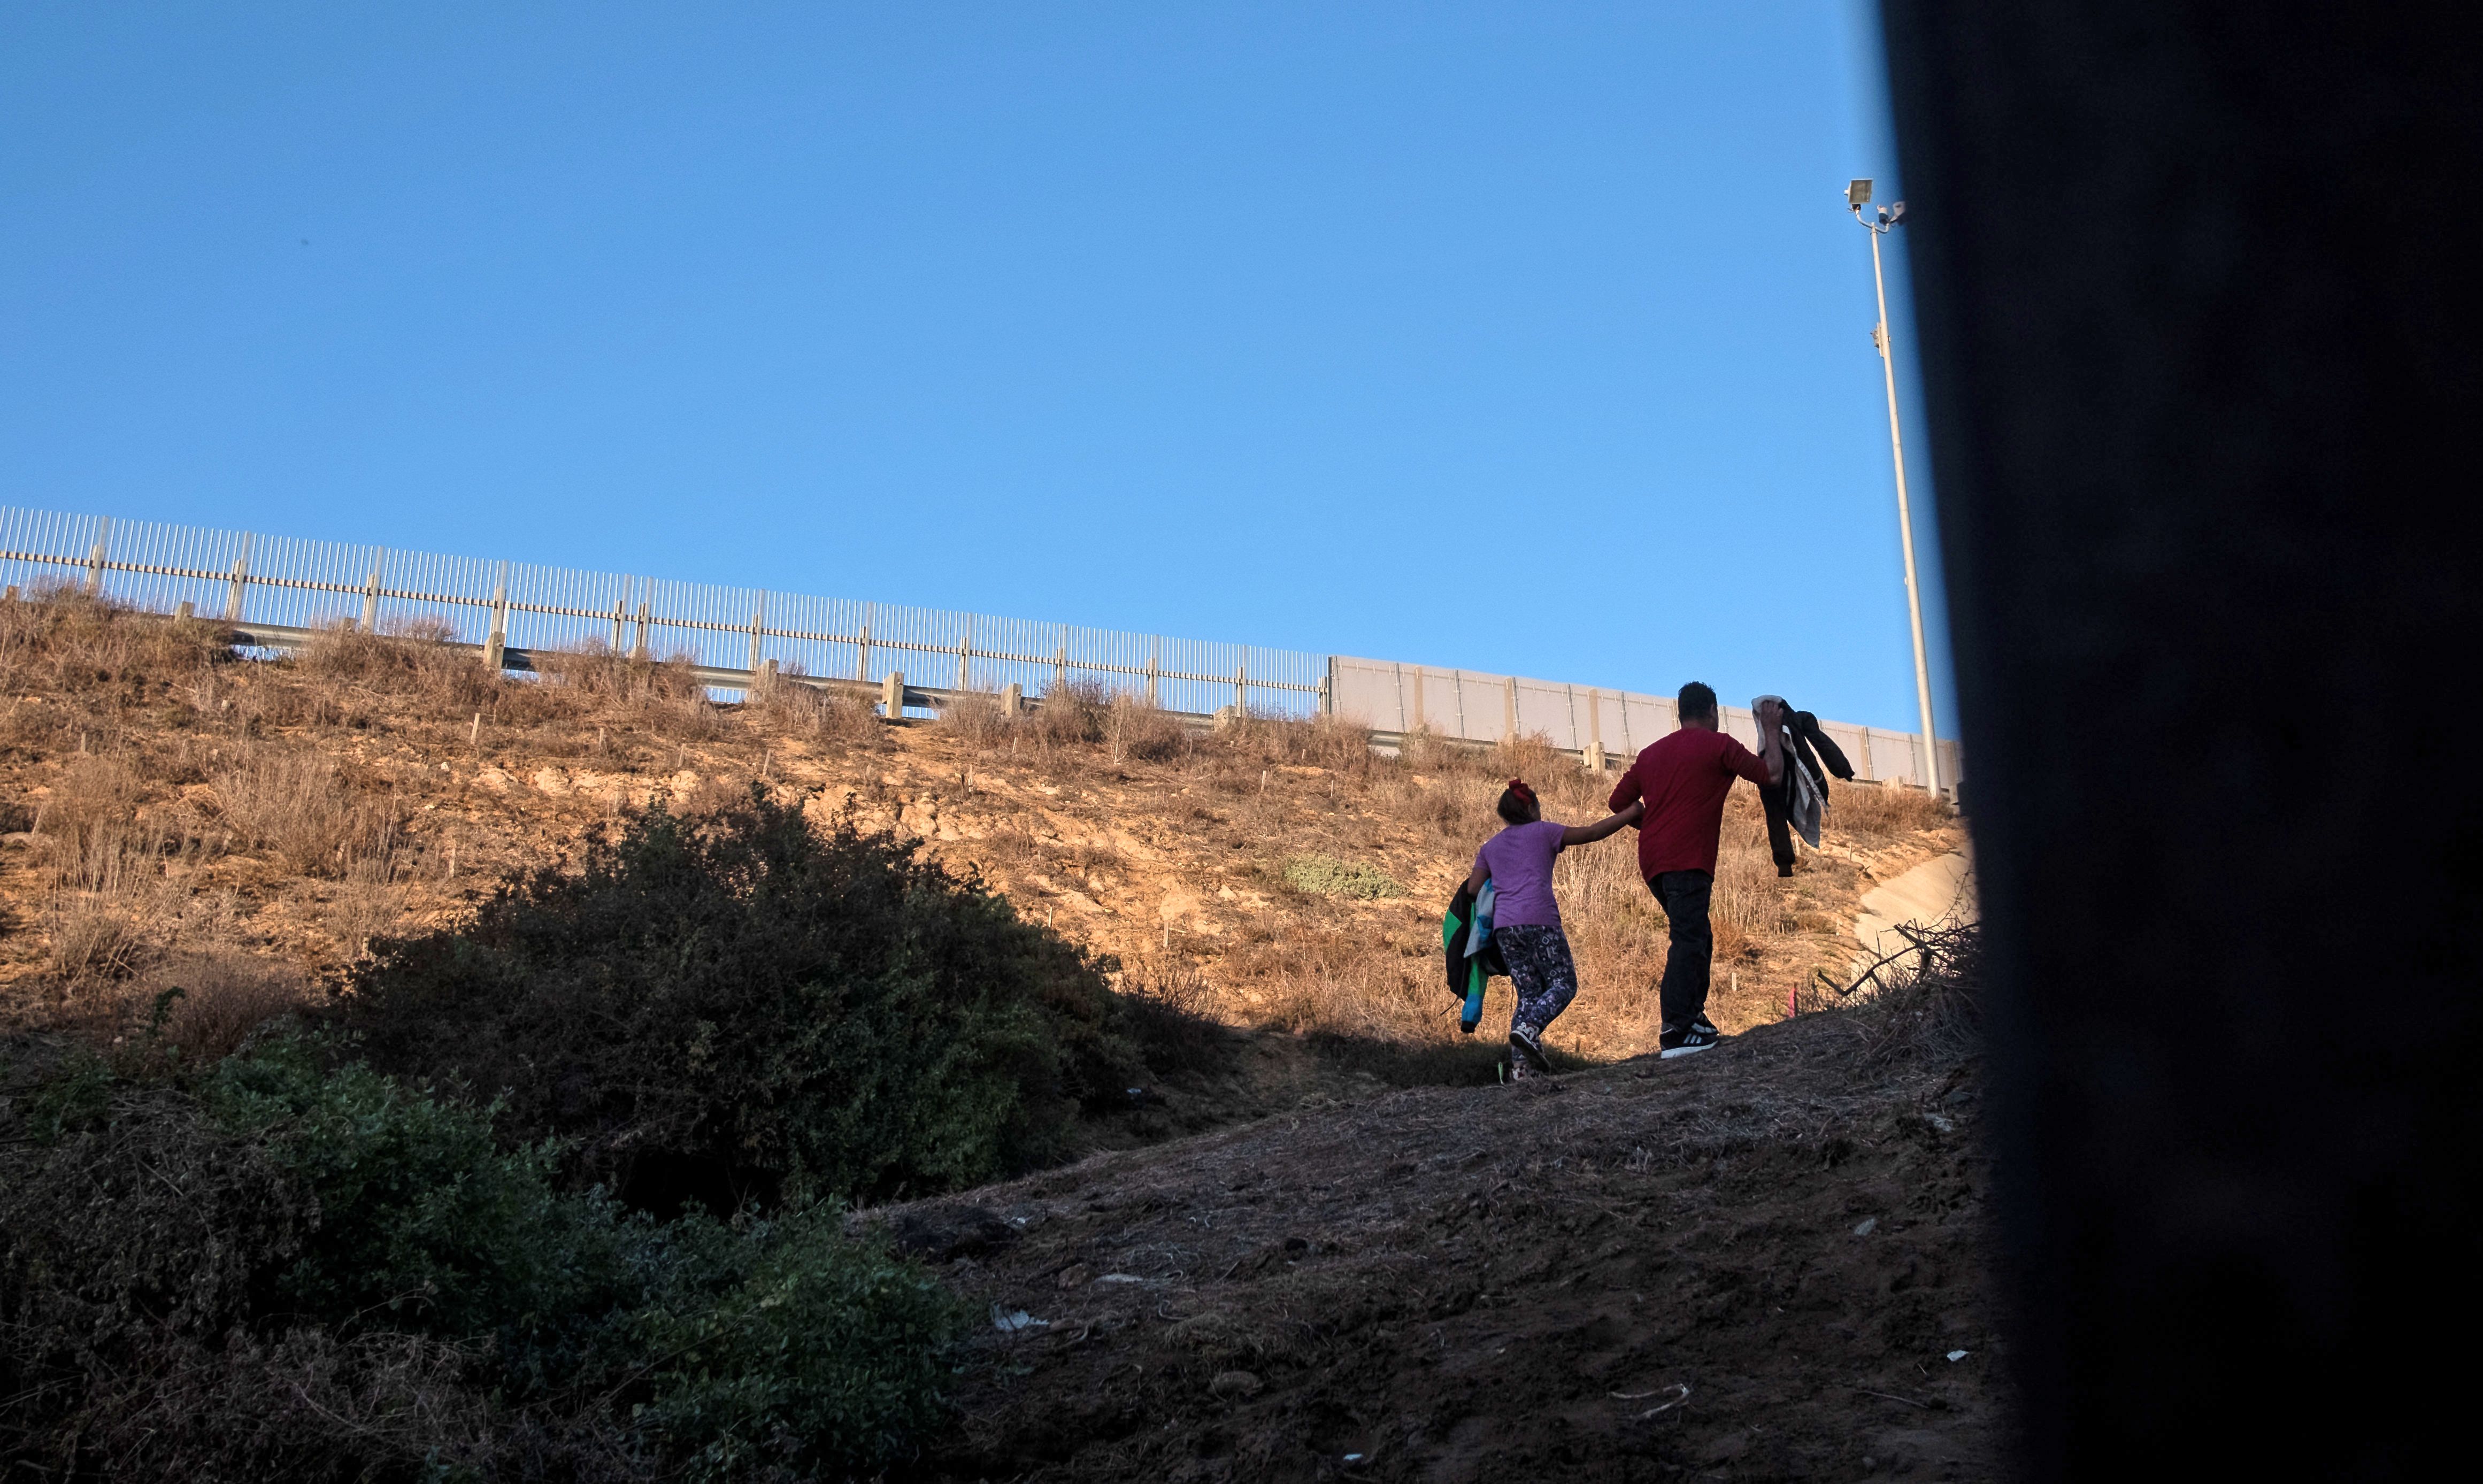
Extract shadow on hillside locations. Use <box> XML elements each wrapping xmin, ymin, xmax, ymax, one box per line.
<box><xmin>1077</xmin><ymin>995</ymin><xmax>1522</xmax><ymax>1158</ymax></box>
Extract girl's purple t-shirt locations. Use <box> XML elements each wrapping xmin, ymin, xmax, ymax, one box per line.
<box><xmin>1475</xmin><ymin>820</ymin><xmax>1567</xmax><ymax>928</ymax></box>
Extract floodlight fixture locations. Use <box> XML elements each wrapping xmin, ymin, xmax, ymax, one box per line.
<box><xmin>1848</xmin><ymin>178</ymin><xmax>1874</xmax><ymax>207</ymax></box>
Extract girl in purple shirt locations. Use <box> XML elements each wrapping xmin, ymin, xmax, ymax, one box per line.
<box><xmin>1462</xmin><ymin>779</ymin><xmax>1643</xmax><ymax>1079</ymax></box>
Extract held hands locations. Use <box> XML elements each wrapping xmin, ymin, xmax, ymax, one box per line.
<box><xmin>1560</xmin><ymin>798</ymin><xmax>1644</xmax><ymax>848</ymax></box>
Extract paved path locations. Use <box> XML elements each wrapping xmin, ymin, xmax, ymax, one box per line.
<box><xmin>1855</xmin><ymin>848</ymin><xmax>1977</xmax><ymax>965</ymax></box>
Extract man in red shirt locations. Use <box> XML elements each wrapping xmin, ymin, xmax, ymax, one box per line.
<box><xmin>1606</xmin><ymin>682</ymin><xmax>1786</xmax><ymax>1057</ymax></box>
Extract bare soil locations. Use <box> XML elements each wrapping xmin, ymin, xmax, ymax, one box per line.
<box><xmin>881</xmin><ymin>1012</ymin><xmax>2003</xmax><ymax>1483</ymax></box>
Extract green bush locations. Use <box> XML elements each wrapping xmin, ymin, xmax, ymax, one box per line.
<box><xmin>0</xmin><ymin>791</ymin><xmax>1171</xmax><ymax>1478</ymax></box>
<box><xmin>0</xmin><ymin>1040</ymin><xmax>966</xmax><ymax>1482</ymax></box>
<box><xmin>628</xmin><ymin>1204</ymin><xmax>960</xmax><ymax>1482</ymax></box>
<box><xmin>1282</xmin><ymin>852</ymin><xmax>1405</xmax><ymax>900</ymax></box>
<box><xmin>203</xmin><ymin>1039</ymin><xmax>633</xmax><ymax>1362</ymax></box>
<box><xmin>332</xmin><ymin>789</ymin><xmax>1140</xmax><ymax>1210</ymax></box>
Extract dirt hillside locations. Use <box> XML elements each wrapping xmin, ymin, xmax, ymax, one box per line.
<box><xmin>1</xmin><ymin>595</ymin><xmax>1996</xmax><ymax>1480</ymax></box>
<box><xmin>882</xmin><ymin>1005</ymin><xmax>2001</xmax><ymax>1482</ymax></box>
<box><xmin>0</xmin><ymin>595</ymin><xmax>1961</xmax><ymax>1085</ymax></box>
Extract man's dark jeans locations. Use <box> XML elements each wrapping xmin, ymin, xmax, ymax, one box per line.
<box><xmin>1647</xmin><ymin>870</ymin><xmax>1715</xmax><ymax>1027</ymax></box>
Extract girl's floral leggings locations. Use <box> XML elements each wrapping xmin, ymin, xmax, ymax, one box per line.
<box><xmin>1493</xmin><ymin>923</ymin><xmax>1578</xmax><ymax>1034</ymax></box>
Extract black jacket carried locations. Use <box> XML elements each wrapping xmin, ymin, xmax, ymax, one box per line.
<box><xmin>1793</xmin><ymin>710</ymin><xmax>1854</xmax><ymax>781</ymax></box>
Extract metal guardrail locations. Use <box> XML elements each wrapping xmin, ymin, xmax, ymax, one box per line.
<box><xmin>227</xmin><ymin>619</ymin><xmax>988</xmax><ymax>718</ymax></box>
<box><xmin>225</xmin><ymin>619</ymin><xmax>1643</xmax><ymax>766</ymax></box>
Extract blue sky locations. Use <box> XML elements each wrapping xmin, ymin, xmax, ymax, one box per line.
<box><xmin>0</xmin><ymin>1</ymin><xmax>1951</xmax><ymax>735</ymax></box>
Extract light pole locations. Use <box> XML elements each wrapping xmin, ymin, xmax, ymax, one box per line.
<box><xmin>1848</xmin><ymin>178</ymin><xmax>1941</xmax><ymax>798</ymax></box>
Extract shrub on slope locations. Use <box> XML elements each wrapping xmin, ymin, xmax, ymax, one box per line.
<box><xmin>333</xmin><ymin>788</ymin><xmax>1138</xmax><ymax>1211</ymax></box>
<box><xmin>0</xmin><ymin>1037</ymin><xmax>962</xmax><ymax>1482</ymax></box>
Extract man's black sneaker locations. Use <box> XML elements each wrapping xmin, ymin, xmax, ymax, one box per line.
<box><xmin>1508</xmin><ymin>1022</ymin><xmax>1551</xmax><ymax>1077</ymax></box>
<box><xmin>1658</xmin><ymin>1018</ymin><xmax>1723</xmax><ymax>1059</ymax></box>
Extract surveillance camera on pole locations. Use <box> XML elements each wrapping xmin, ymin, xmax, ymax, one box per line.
<box><xmin>1848</xmin><ymin>178</ymin><xmax>1942</xmax><ymax>798</ymax></box>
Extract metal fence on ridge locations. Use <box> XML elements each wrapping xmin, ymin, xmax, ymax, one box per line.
<box><xmin>0</xmin><ymin>506</ymin><xmax>1327</xmax><ymax>720</ymax></box>
<box><xmin>0</xmin><ymin>503</ymin><xmax>1960</xmax><ymax>790</ymax></box>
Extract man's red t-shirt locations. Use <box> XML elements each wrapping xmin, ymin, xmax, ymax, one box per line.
<box><xmin>1608</xmin><ymin>727</ymin><xmax>1771</xmax><ymax>879</ymax></box>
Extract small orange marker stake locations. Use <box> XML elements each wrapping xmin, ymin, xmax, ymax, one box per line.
<box><xmin>1787</xmin><ymin>985</ymin><xmax>1798</xmax><ymax>1020</ymax></box>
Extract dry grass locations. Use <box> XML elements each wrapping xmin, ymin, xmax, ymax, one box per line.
<box><xmin>321</xmin><ymin>845</ymin><xmax>414</xmax><ymax>960</ymax></box>
<box><xmin>1029</xmin><ymin>678</ymin><xmax>1112</xmax><ymax>749</ymax></box>
<box><xmin>1108</xmin><ymin>695</ymin><xmax>1189</xmax><ymax>764</ymax></box>
<box><xmin>534</xmin><ymin>642</ymin><xmax>725</xmax><ymax>739</ymax></box>
<box><xmin>299</xmin><ymin>618</ymin><xmax>502</xmax><ymax>716</ymax></box>
<box><xmin>937</xmin><ymin>689</ymin><xmax>1015</xmax><ymax>748</ymax></box>
<box><xmin>211</xmin><ymin>748</ymin><xmax>389</xmax><ymax>878</ymax></box>
<box><xmin>0</xmin><ymin>586</ymin><xmax>229</xmax><ymax>706</ymax></box>
<box><xmin>0</xmin><ymin>587</ymin><xmax>1964</xmax><ymax>1074</ymax></box>
<box><xmin>43</xmin><ymin>826</ymin><xmax>180</xmax><ymax>988</ymax></box>
<box><xmin>754</xmin><ymin>675</ymin><xmax>885</xmax><ymax>747</ymax></box>
<box><xmin>1826</xmin><ymin>776</ymin><xmax>1953</xmax><ymax>842</ymax></box>
<box><xmin>150</xmin><ymin>948</ymin><xmax>313</xmax><ymax>1059</ymax></box>
<box><xmin>1217</xmin><ymin>711</ymin><xmax>1378</xmax><ymax>775</ymax></box>
<box><xmin>32</xmin><ymin>754</ymin><xmax>140</xmax><ymax>855</ymax></box>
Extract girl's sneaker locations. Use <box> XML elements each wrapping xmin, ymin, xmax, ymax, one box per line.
<box><xmin>1508</xmin><ymin>1022</ymin><xmax>1551</xmax><ymax>1077</ymax></box>
<box><xmin>1658</xmin><ymin>1018</ymin><xmax>1722</xmax><ymax>1058</ymax></box>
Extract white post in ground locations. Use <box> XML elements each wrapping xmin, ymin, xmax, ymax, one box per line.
<box><xmin>483</xmin><ymin>564</ymin><xmax>509</xmax><ymax>673</ymax></box>
<box><xmin>882</xmin><ymin>670</ymin><xmax>905</xmax><ymax>720</ymax></box>
<box><xmin>225</xmin><ymin>534</ymin><xmax>253</xmax><ymax>622</ymax></box>
<box><xmin>1851</xmin><ymin>178</ymin><xmax>1943</xmax><ymax>797</ymax></box>
<box><xmin>83</xmin><ymin>517</ymin><xmax>111</xmax><ymax>597</ymax></box>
